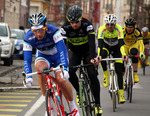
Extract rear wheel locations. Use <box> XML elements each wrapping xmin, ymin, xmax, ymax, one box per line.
<box><xmin>45</xmin><ymin>89</ymin><xmax>62</xmax><ymax>116</ymax></box>
<box><xmin>4</xmin><ymin>56</ymin><xmax>12</xmax><ymax>66</ymax></box>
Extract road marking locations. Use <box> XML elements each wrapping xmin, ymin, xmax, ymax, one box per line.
<box><xmin>0</xmin><ymin>93</ymin><xmax>39</xmax><ymax>95</ymax></box>
<box><xmin>21</xmin><ymin>90</ymin><xmax>41</xmax><ymax>92</ymax></box>
<box><xmin>0</xmin><ymin>114</ymin><xmax>17</xmax><ymax>116</ymax></box>
<box><xmin>0</xmin><ymin>96</ymin><xmax>35</xmax><ymax>98</ymax></box>
<box><xmin>0</xmin><ymin>100</ymin><xmax>31</xmax><ymax>102</ymax></box>
<box><xmin>0</xmin><ymin>109</ymin><xmax>22</xmax><ymax>112</ymax></box>
<box><xmin>0</xmin><ymin>104</ymin><xmax>27</xmax><ymax>107</ymax></box>
<box><xmin>24</xmin><ymin>95</ymin><xmax>45</xmax><ymax>116</ymax></box>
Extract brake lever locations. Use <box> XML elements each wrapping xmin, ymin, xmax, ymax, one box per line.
<box><xmin>22</xmin><ymin>71</ymin><xmax>26</xmax><ymax>86</ymax></box>
<box><xmin>60</xmin><ymin>64</ymin><xmax>64</xmax><ymax>76</ymax></box>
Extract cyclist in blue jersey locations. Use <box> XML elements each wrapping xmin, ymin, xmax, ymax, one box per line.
<box><xmin>23</xmin><ymin>13</ymin><xmax>80</xmax><ymax>116</ymax></box>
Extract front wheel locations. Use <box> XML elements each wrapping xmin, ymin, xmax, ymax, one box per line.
<box><xmin>45</xmin><ymin>89</ymin><xmax>62</xmax><ymax>116</ymax></box>
<box><xmin>128</xmin><ymin>66</ymin><xmax>133</xmax><ymax>103</ymax></box>
<box><xmin>110</xmin><ymin>72</ymin><xmax>116</xmax><ymax>112</ymax></box>
<box><xmin>79</xmin><ymin>81</ymin><xmax>93</xmax><ymax>116</ymax></box>
<box><xmin>142</xmin><ymin>60</ymin><xmax>146</xmax><ymax>75</ymax></box>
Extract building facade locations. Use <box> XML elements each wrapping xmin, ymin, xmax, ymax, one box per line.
<box><xmin>0</xmin><ymin>0</ymin><xmax>30</xmax><ymax>29</ymax></box>
<box><xmin>5</xmin><ymin>0</ymin><xmax>21</xmax><ymax>29</ymax></box>
<box><xmin>0</xmin><ymin>0</ymin><xmax>5</xmax><ymax>22</ymax></box>
<box><xmin>30</xmin><ymin>0</ymin><xmax>95</xmax><ymax>29</ymax></box>
<box><xmin>99</xmin><ymin>0</ymin><xmax>150</xmax><ymax>29</ymax></box>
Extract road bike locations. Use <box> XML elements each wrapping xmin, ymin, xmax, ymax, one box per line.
<box><xmin>102</xmin><ymin>58</ymin><xmax>122</xmax><ymax>112</ymax></box>
<box><xmin>140</xmin><ymin>48</ymin><xmax>149</xmax><ymax>75</ymax></box>
<box><xmin>124</xmin><ymin>55</ymin><xmax>139</xmax><ymax>103</ymax></box>
<box><xmin>22</xmin><ymin>65</ymin><xmax>70</xmax><ymax>116</ymax></box>
<box><xmin>71</xmin><ymin>63</ymin><xmax>95</xmax><ymax>116</ymax></box>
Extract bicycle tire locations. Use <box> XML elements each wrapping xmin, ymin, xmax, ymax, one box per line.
<box><xmin>45</xmin><ymin>89</ymin><xmax>62</xmax><ymax>116</ymax></box>
<box><xmin>83</xmin><ymin>85</ymin><xmax>92</xmax><ymax>116</ymax></box>
<box><xmin>79</xmin><ymin>81</ymin><xmax>93</xmax><ymax>116</ymax></box>
<box><xmin>128</xmin><ymin>66</ymin><xmax>133</xmax><ymax>103</ymax></box>
<box><xmin>60</xmin><ymin>91</ymin><xmax>71</xmax><ymax>116</ymax></box>
<box><xmin>124</xmin><ymin>68</ymin><xmax>129</xmax><ymax>100</ymax></box>
<box><xmin>111</xmin><ymin>71</ymin><xmax>116</xmax><ymax>112</ymax></box>
<box><xmin>142</xmin><ymin>60</ymin><xmax>146</xmax><ymax>75</ymax></box>
<box><xmin>79</xmin><ymin>81</ymin><xmax>86</xmax><ymax>116</ymax></box>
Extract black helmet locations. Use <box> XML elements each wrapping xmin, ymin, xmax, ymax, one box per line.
<box><xmin>125</xmin><ymin>17</ymin><xmax>136</xmax><ymax>27</ymax></box>
<box><xmin>66</xmin><ymin>5</ymin><xmax>82</xmax><ymax>23</ymax></box>
<box><xmin>29</xmin><ymin>13</ymin><xmax>47</xmax><ymax>27</ymax></box>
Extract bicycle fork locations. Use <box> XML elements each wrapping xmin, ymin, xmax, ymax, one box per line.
<box><xmin>109</xmin><ymin>63</ymin><xmax>118</xmax><ymax>94</ymax></box>
<box><xmin>126</xmin><ymin>66</ymin><xmax>134</xmax><ymax>86</ymax></box>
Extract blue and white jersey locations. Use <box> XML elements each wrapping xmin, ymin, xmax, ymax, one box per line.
<box><xmin>23</xmin><ymin>24</ymin><xmax>69</xmax><ymax>75</ymax></box>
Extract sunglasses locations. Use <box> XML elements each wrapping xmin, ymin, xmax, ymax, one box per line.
<box><xmin>32</xmin><ymin>27</ymin><xmax>46</xmax><ymax>33</ymax></box>
<box><xmin>70</xmin><ymin>20</ymin><xmax>80</xmax><ymax>24</ymax></box>
<box><xmin>106</xmin><ymin>23</ymin><xmax>115</xmax><ymax>26</ymax></box>
<box><xmin>126</xmin><ymin>27</ymin><xmax>134</xmax><ymax>29</ymax></box>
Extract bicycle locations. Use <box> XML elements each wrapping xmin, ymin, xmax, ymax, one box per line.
<box><xmin>22</xmin><ymin>64</ymin><xmax>70</xmax><ymax>116</ymax></box>
<box><xmin>124</xmin><ymin>55</ymin><xmax>140</xmax><ymax>103</ymax></box>
<box><xmin>101</xmin><ymin>57</ymin><xmax>122</xmax><ymax>112</ymax></box>
<box><xmin>140</xmin><ymin>48</ymin><xmax>149</xmax><ymax>75</ymax></box>
<box><xmin>70</xmin><ymin>63</ymin><xmax>95</xmax><ymax>116</ymax></box>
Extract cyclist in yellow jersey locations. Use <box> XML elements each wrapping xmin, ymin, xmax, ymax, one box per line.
<box><xmin>139</xmin><ymin>27</ymin><xmax>150</xmax><ymax>66</ymax></box>
<box><xmin>93</xmin><ymin>14</ymin><xmax>126</xmax><ymax>103</ymax></box>
<box><xmin>121</xmin><ymin>17</ymin><xmax>145</xmax><ymax>83</ymax></box>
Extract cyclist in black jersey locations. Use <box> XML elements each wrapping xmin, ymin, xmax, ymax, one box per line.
<box><xmin>60</xmin><ymin>5</ymin><xmax>102</xmax><ymax>116</ymax></box>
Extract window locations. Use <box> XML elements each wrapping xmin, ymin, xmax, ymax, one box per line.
<box><xmin>60</xmin><ymin>2</ymin><xmax>64</xmax><ymax>14</ymax></box>
<box><xmin>0</xmin><ymin>25</ymin><xmax>8</xmax><ymax>37</ymax></box>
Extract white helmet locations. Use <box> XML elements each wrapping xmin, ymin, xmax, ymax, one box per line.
<box><xmin>141</xmin><ymin>27</ymin><xmax>149</xmax><ymax>32</ymax></box>
<box><xmin>104</xmin><ymin>14</ymin><xmax>117</xmax><ymax>24</ymax></box>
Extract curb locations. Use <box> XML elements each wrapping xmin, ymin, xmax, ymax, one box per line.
<box><xmin>0</xmin><ymin>86</ymin><xmax>40</xmax><ymax>92</ymax></box>
<box><xmin>0</xmin><ymin>65</ymin><xmax>23</xmax><ymax>77</ymax></box>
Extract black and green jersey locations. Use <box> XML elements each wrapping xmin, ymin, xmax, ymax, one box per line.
<box><xmin>60</xmin><ymin>18</ymin><xmax>96</xmax><ymax>58</ymax></box>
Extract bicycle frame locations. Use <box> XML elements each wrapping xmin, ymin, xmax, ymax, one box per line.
<box><xmin>124</xmin><ymin>55</ymin><xmax>140</xmax><ymax>103</ymax></box>
<box><xmin>46</xmin><ymin>74</ymin><xmax>67</xmax><ymax>116</ymax></box>
<box><xmin>22</xmin><ymin>65</ymin><xmax>69</xmax><ymax>116</ymax></box>
<box><xmin>124</xmin><ymin>57</ymin><xmax>134</xmax><ymax>87</ymax></box>
<box><xmin>71</xmin><ymin>64</ymin><xmax>95</xmax><ymax>116</ymax></box>
<box><xmin>102</xmin><ymin>58</ymin><xmax>122</xmax><ymax>112</ymax></box>
<box><xmin>109</xmin><ymin>61</ymin><xmax>119</xmax><ymax>94</ymax></box>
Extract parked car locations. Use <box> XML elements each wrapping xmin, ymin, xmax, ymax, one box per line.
<box><xmin>11</xmin><ymin>29</ymin><xmax>25</xmax><ymax>59</ymax></box>
<box><xmin>0</xmin><ymin>39</ymin><xmax>2</xmax><ymax>61</ymax></box>
<box><xmin>25</xmin><ymin>28</ymin><xmax>30</xmax><ymax>34</ymax></box>
<box><xmin>24</xmin><ymin>28</ymin><xmax>36</xmax><ymax>54</ymax></box>
<box><xmin>0</xmin><ymin>23</ymin><xmax>15</xmax><ymax>66</ymax></box>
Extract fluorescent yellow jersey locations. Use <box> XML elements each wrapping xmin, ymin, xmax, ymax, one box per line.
<box><xmin>97</xmin><ymin>24</ymin><xmax>124</xmax><ymax>46</ymax></box>
<box><xmin>141</xmin><ymin>32</ymin><xmax>150</xmax><ymax>45</ymax></box>
<box><xmin>122</xmin><ymin>27</ymin><xmax>144</xmax><ymax>54</ymax></box>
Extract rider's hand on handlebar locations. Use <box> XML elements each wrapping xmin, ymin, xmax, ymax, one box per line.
<box><xmin>140</xmin><ymin>53</ymin><xmax>145</xmax><ymax>61</ymax></box>
<box><xmin>90</xmin><ymin>56</ymin><xmax>102</xmax><ymax>66</ymax></box>
<box><xmin>60</xmin><ymin>70</ymin><xmax>69</xmax><ymax>80</ymax></box>
<box><xmin>122</xmin><ymin>55</ymin><xmax>128</xmax><ymax>62</ymax></box>
<box><xmin>23</xmin><ymin>78</ymin><xmax>33</xmax><ymax>88</ymax></box>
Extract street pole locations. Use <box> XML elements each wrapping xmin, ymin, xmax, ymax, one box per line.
<box><xmin>116</xmin><ymin>0</ymin><xmax>121</xmax><ymax>25</ymax></box>
<box><xmin>130</xmin><ymin>0</ymin><xmax>132</xmax><ymax>17</ymax></box>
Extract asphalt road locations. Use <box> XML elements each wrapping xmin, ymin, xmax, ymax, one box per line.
<box><xmin>0</xmin><ymin>57</ymin><xmax>150</xmax><ymax>116</ymax></box>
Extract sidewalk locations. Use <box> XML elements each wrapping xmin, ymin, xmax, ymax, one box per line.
<box><xmin>0</xmin><ymin>62</ymin><xmax>40</xmax><ymax>92</ymax></box>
